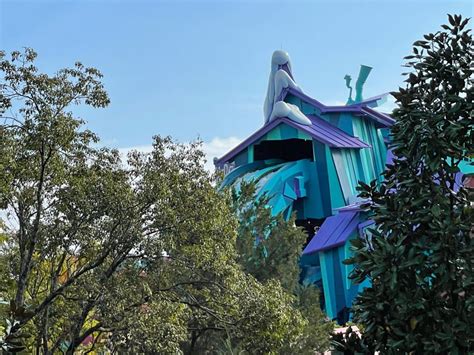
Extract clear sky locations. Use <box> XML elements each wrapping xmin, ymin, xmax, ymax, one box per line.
<box><xmin>1</xmin><ymin>0</ymin><xmax>472</xmax><ymax>166</ymax></box>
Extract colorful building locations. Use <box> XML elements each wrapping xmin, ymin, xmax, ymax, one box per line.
<box><xmin>215</xmin><ymin>50</ymin><xmax>395</xmax><ymax>323</ymax></box>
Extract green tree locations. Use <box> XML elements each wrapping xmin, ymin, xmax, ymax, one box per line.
<box><xmin>231</xmin><ymin>182</ymin><xmax>334</xmax><ymax>354</ymax></box>
<box><xmin>347</xmin><ymin>15</ymin><xmax>474</xmax><ymax>353</ymax></box>
<box><xmin>0</xmin><ymin>48</ymin><xmax>310</xmax><ymax>354</ymax></box>
<box><xmin>232</xmin><ymin>182</ymin><xmax>306</xmax><ymax>291</ymax></box>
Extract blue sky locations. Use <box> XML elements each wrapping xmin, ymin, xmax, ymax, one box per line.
<box><xmin>1</xmin><ymin>0</ymin><xmax>472</xmax><ymax>165</ymax></box>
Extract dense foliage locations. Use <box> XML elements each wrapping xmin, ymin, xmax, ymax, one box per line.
<box><xmin>232</xmin><ymin>183</ymin><xmax>306</xmax><ymax>291</ymax></box>
<box><xmin>0</xmin><ymin>48</ymin><xmax>319</xmax><ymax>354</ymax></box>
<box><xmin>346</xmin><ymin>15</ymin><xmax>474</xmax><ymax>353</ymax></box>
<box><xmin>231</xmin><ymin>182</ymin><xmax>334</xmax><ymax>353</ymax></box>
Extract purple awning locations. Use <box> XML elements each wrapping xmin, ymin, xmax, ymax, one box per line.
<box><xmin>303</xmin><ymin>210</ymin><xmax>360</xmax><ymax>255</ymax></box>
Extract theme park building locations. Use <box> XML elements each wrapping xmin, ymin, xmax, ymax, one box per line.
<box><xmin>215</xmin><ymin>50</ymin><xmax>396</xmax><ymax>323</ymax></box>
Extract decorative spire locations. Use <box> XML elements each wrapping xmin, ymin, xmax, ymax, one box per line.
<box><xmin>345</xmin><ymin>65</ymin><xmax>373</xmax><ymax>105</ymax></box>
<box><xmin>344</xmin><ymin>74</ymin><xmax>354</xmax><ymax>105</ymax></box>
<box><xmin>355</xmin><ymin>65</ymin><xmax>372</xmax><ymax>103</ymax></box>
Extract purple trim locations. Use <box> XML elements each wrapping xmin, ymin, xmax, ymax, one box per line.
<box><xmin>349</xmin><ymin>93</ymin><xmax>389</xmax><ymax>108</ymax></box>
<box><xmin>282</xmin><ymin>87</ymin><xmax>395</xmax><ymax>128</ymax></box>
<box><xmin>214</xmin><ymin>116</ymin><xmax>369</xmax><ymax>166</ymax></box>
<box><xmin>215</xmin><ymin>119</ymin><xmax>283</xmax><ymax>168</ymax></box>
<box><xmin>294</xmin><ymin>115</ymin><xmax>370</xmax><ymax>149</ymax></box>
<box><xmin>294</xmin><ymin>178</ymin><xmax>301</xmax><ymax>196</ymax></box>
<box><xmin>322</xmin><ymin>106</ymin><xmax>361</xmax><ymax>113</ymax></box>
<box><xmin>283</xmin><ymin>87</ymin><xmax>327</xmax><ymax>110</ymax></box>
<box><xmin>360</xmin><ymin>107</ymin><xmax>395</xmax><ymax>127</ymax></box>
<box><xmin>336</xmin><ymin>203</ymin><xmax>364</xmax><ymax>212</ymax></box>
<box><xmin>385</xmin><ymin>149</ymin><xmax>395</xmax><ymax>166</ymax></box>
<box><xmin>303</xmin><ymin>211</ymin><xmax>360</xmax><ymax>254</ymax></box>
<box><xmin>357</xmin><ymin>219</ymin><xmax>375</xmax><ymax>237</ymax></box>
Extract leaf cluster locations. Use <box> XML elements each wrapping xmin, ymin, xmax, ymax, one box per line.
<box><xmin>0</xmin><ymin>48</ymin><xmax>323</xmax><ymax>354</ymax></box>
<box><xmin>345</xmin><ymin>15</ymin><xmax>474</xmax><ymax>354</ymax></box>
<box><xmin>230</xmin><ymin>181</ymin><xmax>334</xmax><ymax>353</ymax></box>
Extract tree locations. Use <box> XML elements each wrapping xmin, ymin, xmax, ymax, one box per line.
<box><xmin>346</xmin><ymin>15</ymin><xmax>474</xmax><ymax>353</ymax></box>
<box><xmin>0</xmin><ymin>48</ymin><xmax>310</xmax><ymax>354</ymax></box>
<box><xmin>231</xmin><ymin>182</ymin><xmax>334</xmax><ymax>353</ymax></box>
<box><xmin>0</xmin><ymin>47</ymin><xmax>114</xmax><ymax>353</ymax></box>
<box><xmin>232</xmin><ymin>182</ymin><xmax>306</xmax><ymax>291</ymax></box>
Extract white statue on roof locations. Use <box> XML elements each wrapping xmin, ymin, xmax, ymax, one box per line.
<box><xmin>263</xmin><ymin>50</ymin><xmax>312</xmax><ymax>126</ymax></box>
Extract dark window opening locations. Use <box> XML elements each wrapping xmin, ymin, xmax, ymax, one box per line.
<box><xmin>296</xmin><ymin>218</ymin><xmax>326</xmax><ymax>246</ymax></box>
<box><xmin>254</xmin><ymin>139</ymin><xmax>313</xmax><ymax>162</ymax></box>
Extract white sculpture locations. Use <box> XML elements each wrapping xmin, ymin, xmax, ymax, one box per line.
<box><xmin>263</xmin><ymin>50</ymin><xmax>311</xmax><ymax>126</ymax></box>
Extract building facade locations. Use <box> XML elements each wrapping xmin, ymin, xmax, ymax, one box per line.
<box><xmin>215</xmin><ymin>50</ymin><xmax>394</xmax><ymax>323</ymax></box>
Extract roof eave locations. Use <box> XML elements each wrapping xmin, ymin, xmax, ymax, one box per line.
<box><xmin>214</xmin><ymin>119</ymin><xmax>282</xmax><ymax>167</ymax></box>
<box><xmin>282</xmin><ymin>87</ymin><xmax>395</xmax><ymax>128</ymax></box>
<box><xmin>214</xmin><ymin>117</ymin><xmax>369</xmax><ymax>167</ymax></box>
<box><xmin>302</xmin><ymin>240</ymin><xmax>347</xmax><ymax>255</ymax></box>
<box><xmin>281</xmin><ymin>87</ymin><xmax>326</xmax><ymax>111</ymax></box>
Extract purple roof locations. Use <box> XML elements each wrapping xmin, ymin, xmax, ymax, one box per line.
<box><xmin>336</xmin><ymin>203</ymin><xmax>365</xmax><ymax>212</ymax></box>
<box><xmin>303</xmin><ymin>210</ymin><xmax>360</xmax><ymax>254</ymax></box>
<box><xmin>298</xmin><ymin>115</ymin><xmax>370</xmax><ymax>148</ymax></box>
<box><xmin>353</xmin><ymin>93</ymin><xmax>390</xmax><ymax>108</ymax></box>
<box><xmin>282</xmin><ymin>88</ymin><xmax>395</xmax><ymax>128</ymax></box>
<box><xmin>360</xmin><ymin>107</ymin><xmax>395</xmax><ymax>127</ymax></box>
<box><xmin>278</xmin><ymin>87</ymin><xmax>326</xmax><ymax>110</ymax></box>
<box><xmin>215</xmin><ymin>116</ymin><xmax>369</xmax><ymax>167</ymax></box>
